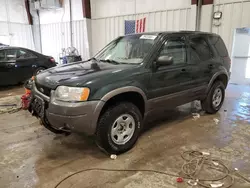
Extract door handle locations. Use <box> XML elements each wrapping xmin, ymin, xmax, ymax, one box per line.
<box><xmin>6</xmin><ymin>63</ymin><xmax>15</xmax><ymax>68</ymax></box>
<box><xmin>181</xmin><ymin>68</ymin><xmax>186</xmax><ymax>72</ymax></box>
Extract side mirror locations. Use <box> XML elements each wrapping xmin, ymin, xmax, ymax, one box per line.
<box><xmin>156</xmin><ymin>56</ymin><xmax>173</xmax><ymax>67</ymax></box>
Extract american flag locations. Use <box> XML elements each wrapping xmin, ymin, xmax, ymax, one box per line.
<box><xmin>125</xmin><ymin>18</ymin><xmax>146</xmax><ymax>35</ymax></box>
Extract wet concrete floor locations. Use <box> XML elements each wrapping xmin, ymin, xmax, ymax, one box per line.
<box><xmin>0</xmin><ymin>85</ymin><xmax>23</xmax><ymax>98</ymax></box>
<box><xmin>0</xmin><ymin>84</ymin><xmax>250</xmax><ymax>188</ymax></box>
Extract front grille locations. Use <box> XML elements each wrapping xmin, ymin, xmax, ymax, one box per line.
<box><xmin>35</xmin><ymin>82</ymin><xmax>51</xmax><ymax>97</ymax></box>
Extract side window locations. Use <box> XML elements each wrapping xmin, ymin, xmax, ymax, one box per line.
<box><xmin>17</xmin><ymin>49</ymin><xmax>36</xmax><ymax>59</ymax></box>
<box><xmin>159</xmin><ymin>37</ymin><xmax>187</xmax><ymax>65</ymax></box>
<box><xmin>190</xmin><ymin>37</ymin><xmax>213</xmax><ymax>61</ymax></box>
<box><xmin>5</xmin><ymin>49</ymin><xmax>17</xmax><ymax>61</ymax></box>
<box><xmin>0</xmin><ymin>50</ymin><xmax>5</xmax><ymax>62</ymax></box>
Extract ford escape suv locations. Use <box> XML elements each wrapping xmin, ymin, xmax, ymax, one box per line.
<box><xmin>29</xmin><ymin>31</ymin><xmax>230</xmax><ymax>154</ymax></box>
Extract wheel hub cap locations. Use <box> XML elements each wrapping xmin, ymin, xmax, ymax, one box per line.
<box><xmin>212</xmin><ymin>88</ymin><xmax>222</xmax><ymax>108</ymax></box>
<box><xmin>111</xmin><ymin>114</ymin><xmax>135</xmax><ymax>145</ymax></box>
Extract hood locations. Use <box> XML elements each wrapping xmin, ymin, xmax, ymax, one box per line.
<box><xmin>36</xmin><ymin>60</ymin><xmax>134</xmax><ymax>89</ymax></box>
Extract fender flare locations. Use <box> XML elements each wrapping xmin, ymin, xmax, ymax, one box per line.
<box><xmin>101</xmin><ymin>86</ymin><xmax>147</xmax><ymax>103</ymax></box>
<box><xmin>91</xmin><ymin>86</ymin><xmax>148</xmax><ymax>132</ymax></box>
<box><xmin>206</xmin><ymin>70</ymin><xmax>229</xmax><ymax>93</ymax></box>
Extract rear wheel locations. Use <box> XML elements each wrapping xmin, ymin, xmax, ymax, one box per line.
<box><xmin>96</xmin><ymin>102</ymin><xmax>142</xmax><ymax>154</ymax></box>
<box><xmin>34</xmin><ymin>67</ymin><xmax>45</xmax><ymax>75</ymax></box>
<box><xmin>201</xmin><ymin>81</ymin><xmax>225</xmax><ymax>114</ymax></box>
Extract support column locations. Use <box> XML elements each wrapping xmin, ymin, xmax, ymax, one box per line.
<box><xmin>82</xmin><ymin>0</ymin><xmax>92</xmax><ymax>57</ymax></box>
<box><xmin>200</xmin><ymin>0</ymin><xmax>214</xmax><ymax>32</ymax></box>
<box><xmin>191</xmin><ymin>0</ymin><xmax>198</xmax><ymax>31</ymax></box>
<box><xmin>25</xmin><ymin>0</ymin><xmax>42</xmax><ymax>52</ymax></box>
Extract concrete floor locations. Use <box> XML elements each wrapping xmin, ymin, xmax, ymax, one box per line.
<box><xmin>0</xmin><ymin>84</ymin><xmax>250</xmax><ymax>188</ymax></box>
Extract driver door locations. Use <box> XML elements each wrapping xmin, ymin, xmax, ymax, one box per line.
<box><xmin>148</xmin><ymin>35</ymin><xmax>194</xmax><ymax>110</ymax></box>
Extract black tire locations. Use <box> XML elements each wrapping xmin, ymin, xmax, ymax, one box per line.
<box><xmin>34</xmin><ymin>67</ymin><xmax>45</xmax><ymax>75</ymax></box>
<box><xmin>96</xmin><ymin>102</ymin><xmax>143</xmax><ymax>154</ymax></box>
<box><xmin>201</xmin><ymin>81</ymin><xmax>225</xmax><ymax>114</ymax></box>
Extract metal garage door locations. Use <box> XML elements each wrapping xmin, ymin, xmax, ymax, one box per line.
<box><xmin>231</xmin><ymin>28</ymin><xmax>250</xmax><ymax>85</ymax></box>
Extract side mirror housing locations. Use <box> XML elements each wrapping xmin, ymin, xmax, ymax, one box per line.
<box><xmin>156</xmin><ymin>56</ymin><xmax>173</xmax><ymax>67</ymax></box>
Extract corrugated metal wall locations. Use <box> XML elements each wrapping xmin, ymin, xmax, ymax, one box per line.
<box><xmin>91</xmin><ymin>8</ymin><xmax>192</xmax><ymax>55</ymax></box>
<box><xmin>40</xmin><ymin>19</ymin><xmax>90</xmax><ymax>63</ymax></box>
<box><xmin>212</xmin><ymin>0</ymin><xmax>250</xmax><ymax>55</ymax></box>
<box><xmin>0</xmin><ymin>22</ymin><xmax>34</xmax><ymax>49</ymax></box>
<box><xmin>10</xmin><ymin>23</ymin><xmax>34</xmax><ymax>49</ymax></box>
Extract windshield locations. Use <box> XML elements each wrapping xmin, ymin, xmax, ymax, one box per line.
<box><xmin>95</xmin><ymin>34</ymin><xmax>158</xmax><ymax>64</ymax></box>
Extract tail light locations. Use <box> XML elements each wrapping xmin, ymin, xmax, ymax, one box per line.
<box><xmin>49</xmin><ymin>57</ymin><xmax>55</xmax><ymax>63</ymax></box>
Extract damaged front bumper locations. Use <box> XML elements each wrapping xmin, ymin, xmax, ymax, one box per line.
<box><xmin>29</xmin><ymin>83</ymin><xmax>104</xmax><ymax>135</ymax></box>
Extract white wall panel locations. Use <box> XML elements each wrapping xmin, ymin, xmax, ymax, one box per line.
<box><xmin>0</xmin><ymin>0</ymin><xmax>28</xmax><ymax>24</ymax></box>
<box><xmin>7</xmin><ymin>0</ymin><xmax>28</xmax><ymax>24</ymax></box>
<box><xmin>91</xmin><ymin>0</ymin><xmax>191</xmax><ymax>19</ymax></box>
<box><xmin>212</xmin><ymin>1</ymin><xmax>250</xmax><ymax>55</ymax></box>
<box><xmin>40</xmin><ymin>0</ymin><xmax>84</xmax><ymax>24</ymax></box>
<box><xmin>9</xmin><ymin>23</ymin><xmax>34</xmax><ymax>49</ymax></box>
<box><xmin>41</xmin><ymin>19</ymin><xmax>90</xmax><ymax>63</ymax></box>
<box><xmin>214</xmin><ymin>0</ymin><xmax>250</xmax><ymax>4</ymax></box>
<box><xmin>0</xmin><ymin>0</ymin><xmax>33</xmax><ymax>49</ymax></box>
<box><xmin>91</xmin><ymin>8</ymin><xmax>192</xmax><ymax>54</ymax></box>
<box><xmin>0</xmin><ymin>22</ymin><xmax>9</xmax><ymax>35</ymax></box>
<box><xmin>0</xmin><ymin>0</ymin><xmax>7</xmax><ymax>21</ymax></box>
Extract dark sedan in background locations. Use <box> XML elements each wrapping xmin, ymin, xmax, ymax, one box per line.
<box><xmin>0</xmin><ymin>47</ymin><xmax>56</xmax><ymax>86</ymax></box>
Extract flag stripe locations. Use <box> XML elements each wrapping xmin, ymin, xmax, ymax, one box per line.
<box><xmin>139</xmin><ymin>19</ymin><xmax>142</xmax><ymax>33</ymax></box>
<box><xmin>143</xmin><ymin>17</ymin><xmax>146</xmax><ymax>32</ymax></box>
<box><xmin>136</xmin><ymin>20</ymin><xmax>139</xmax><ymax>33</ymax></box>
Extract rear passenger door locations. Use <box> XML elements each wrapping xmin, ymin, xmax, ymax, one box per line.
<box><xmin>188</xmin><ymin>36</ymin><xmax>215</xmax><ymax>89</ymax></box>
<box><xmin>16</xmin><ymin>49</ymin><xmax>38</xmax><ymax>81</ymax></box>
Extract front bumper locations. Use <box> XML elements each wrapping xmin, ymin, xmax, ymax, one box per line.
<box><xmin>31</xmin><ymin>83</ymin><xmax>104</xmax><ymax>135</ymax></box>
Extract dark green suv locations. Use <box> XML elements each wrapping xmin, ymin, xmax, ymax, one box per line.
<box><xmin>29</xmin><ymin>31</ymin><xmax>230</xmax><ymax>154</ymax></box>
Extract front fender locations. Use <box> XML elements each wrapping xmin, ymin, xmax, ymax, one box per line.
<box><xmin>90</xmin><ymin>82</ymin><xmax>148</xmax><ymax>133</ymax></box>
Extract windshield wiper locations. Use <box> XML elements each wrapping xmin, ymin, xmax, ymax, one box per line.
<box><xmin>99</xmin><ymin>59</ymin><xmax>119</xmax><ymax>64</ymax></box>
<box><xmin>89</xmin><ymin>57</ymin><xmax>99</xmax><ymax>61</ymax></box>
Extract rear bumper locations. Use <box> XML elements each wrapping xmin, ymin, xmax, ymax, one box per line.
<box><xmin>31</xmin><ymin>83</ymin><xmax>104</xmax><ymax>135</ymax></box>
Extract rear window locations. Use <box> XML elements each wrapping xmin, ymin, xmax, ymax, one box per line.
<box><xmin>209</xmin><ymin>36</ymin><xmax>228</xmax><ymax>57</ymax></box>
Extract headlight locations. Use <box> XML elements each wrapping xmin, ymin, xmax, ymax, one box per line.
<box><xmin>55</xmin><ymin>86</ymin><xmax>90</xmax><ymax>102</ymax></box>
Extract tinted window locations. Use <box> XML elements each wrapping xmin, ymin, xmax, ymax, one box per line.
<box><xmin>190</xmin><ymin>37</ymin><xmax>213</xmax><ymax>61</ymax></box>
<box><xmin>209</xmin><ymin>36</ymin><xmax>228</xmax><ymax>57</ymax></box>
<box><xmin>5</xmin><ymin>49</ymin><xmax>17</xmax><ymax>61</ymax></box>
<box><xmin>159</xmin><ymin>37</ymin><xmax>186</xmax><ymax>65</ymax></box>
<box><xmin>0</xmin><ymin>50</ymin><xmax>5</xmax><ymax>61</ymax></box>
<box><xmin>17</xmin><ymin>49</ymin><xmax>36</xmax><ymax>59</ymax></box>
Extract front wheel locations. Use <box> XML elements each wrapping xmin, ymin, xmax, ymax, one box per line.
<box><xmin>96</xmin><ymin>102</ymin><xmax>143</xmax><ymax>154</ymax></box>
<box><xmin>201</xmin><ymin>81</ymin><xmax>225</xmax><ymax>114</ymax></box>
